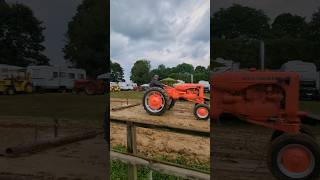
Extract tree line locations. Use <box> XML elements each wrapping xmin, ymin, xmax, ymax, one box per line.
<box><xmin>211</xmin><ymin>4</ymin><xmax>320</xmax><ymax>70</ymax></box>
<box><xmin>129</xmin><ymin>60</ymin><xmax>209</xmax><ymax>85</ymax></box>
<box><xmin>0</xmin><ymin>0</ymin><xmax>108</xmax><ymax>78</ymax></box>
<box><xmin>110</xmin><ymin>59</ymin><xmax>210</xmax><ymax>85</ymax></box>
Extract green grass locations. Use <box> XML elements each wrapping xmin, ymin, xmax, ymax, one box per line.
<box><xmin>0</xmin><ymin>93</ymin><xmax>107</xmax><ymax>121</ymax></box>
<box><xmin>111</xmin><ymin>145</ymin><xmax>209</xmax><ymax>180</ymax></box>
<box><xmin>300</xmin><ymin>101</ymin><xmax>320</xmax><ymax>115</ymax></box>
<box><xmin>110</xmin><ymin>91</ymin><xmax>144</xmax><ymax>99</ymax></box>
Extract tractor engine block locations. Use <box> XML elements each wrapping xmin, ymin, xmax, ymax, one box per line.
<box><xmin>211</xmin><ymin>70</ymin><xmax>304</xmax><ymax>133</ymax></box>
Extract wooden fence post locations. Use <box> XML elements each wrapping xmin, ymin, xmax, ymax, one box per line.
<box><xmin>54</xmin><ymin>117</ymin><xmax>59</xmax><ymax>138</ymax></box>
<box><xmin>34</xmin><ymin>120</ymin><xmax>38</xmax><ymax>140</ymax></box>
<box><xmin>127</xmin><ymin>121</ymin><xmax>137</xmax><ymax>180</ymax></box>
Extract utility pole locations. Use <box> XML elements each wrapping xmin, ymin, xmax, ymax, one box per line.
<box><xmin>260</xmin><ymin>40</ymin><xmax>265</xmax><ymax>70</ymax></box>
<box><xmin>191</xmin><ymin>74</ymin><xmax>193</xmax><ymax>83</ymax></box>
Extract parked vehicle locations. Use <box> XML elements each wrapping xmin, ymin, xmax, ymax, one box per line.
<box><xmin>27</xmin><ymin>66</ymin><xmax>86</xmax><ymax>92</ymax></box>
<box><xmin>198</xmin><ymin>80</ymin><xmax>210</xmax><ymax>93</ymax></box>
<box><xmin>110</xmin><ymin>82</ymin><xmax>120</xmax><ymax>92</ymax></box>
<box><xmin>0</xmin><ymin>64</ymin><xmax>33</xmax><ymax>95</ymax></box>
<box><xmin>118</xmin><ymin>82</ymin><xmax>134</xmax><ymax>91</ymax></box>
<box><xmin>140</xmin><ymin>84</ymin><xmax>150</xmax><ymax>91</ymax></box>
<box><xmin>73</xmin><ymin>73</ymin><xmax>109</xmax><ymax>95</ymax></box>
<box><xmin>281</xmin><ymin>60</ymin><xmax>320</xmax><ymax>100</ymax></box>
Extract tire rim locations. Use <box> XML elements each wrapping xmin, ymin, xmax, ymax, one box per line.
<box><xmin>25</xmin><ymin>84</ymin><xmax>33</xmax><ymax>93</ymax></box>
<box><xmin>196</xmin><ymin>107</ymin><xmax>208</xmax><ymax>119</ymax></box>
<box><xmin>277</xmin><ymin>144</ymin><xmax>315</xmax><ymax>178</ymax></box>
<box><xmin>145</xmin><ymin>91</ymin><xmax>165</xmax><ymax>113</ymax></box>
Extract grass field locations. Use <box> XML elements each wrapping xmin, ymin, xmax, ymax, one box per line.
<box><xmin>0</xmin><ymin>93</ymin><xmax>107</xmax><ymax>121</ymax></box>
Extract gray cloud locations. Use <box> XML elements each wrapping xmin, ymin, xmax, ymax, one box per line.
<box><xmin>111</xmin><ymin>0</ymin><xmax>210</xmax><ymax>81</ymax></box>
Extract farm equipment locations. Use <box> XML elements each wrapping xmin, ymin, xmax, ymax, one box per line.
<box><xmin>0</xmin><ymin>69</ymin><xmax>33</xmax><ymax>95</ymax></box>
<box><xmin>143</xmin><ymin>84</ymin><xmax>210</xmax><ymax>120</ymax></box>
<box><xmin>211</xmin><ymin>69</ymin><xmax>320</xmax><ymax>180</ymax></box>
<box><xmin>73</xmin><ymin>79</ymin><xmax>106</xmax><ymax>95</ymax></box>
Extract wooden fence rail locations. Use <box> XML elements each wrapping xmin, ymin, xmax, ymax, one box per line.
<box><xmin>110</xmin><ymin>118</ymin><xmax>210</xmax><ymax>180</ymax></box>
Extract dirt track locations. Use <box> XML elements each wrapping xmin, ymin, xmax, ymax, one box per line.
<box><xmin>111</xmin><ymin>98</ymin><xmax>320</xmax><ymax>180</ymax></box>
<box><xmin>110</xmin><ymin>98</ymin><xmax>210</xmax><ymax>164</ymax></box>
<box><xmin>0</xmin><ymin>116</ymin><xmax>107</xmax><ymax>180</ymax></box>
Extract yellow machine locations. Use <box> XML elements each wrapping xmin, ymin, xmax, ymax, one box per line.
<box><xmin>0</xmin><ymin>69</ymin><xmax>33</xmax><ymax>95</ymax></box>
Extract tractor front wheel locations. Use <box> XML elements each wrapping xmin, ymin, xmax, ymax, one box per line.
<box><xmin>267</xmin><ymin>133</ymin><xmax>320</xmax><ymax>180</ymax></box>
<box><xmin>6</xmin><ymin>87</ymin><xmax>15</xmax><ymax>95</ymax></box>
<box><xmin>194</xmin><ymin>104</ymin><xmax>209</xmax><ymax>120</ymax></box>
<box><xmin>143</xmin><ymin>87</ymin><xmax>169</xmax><ymax>116</ymax></box>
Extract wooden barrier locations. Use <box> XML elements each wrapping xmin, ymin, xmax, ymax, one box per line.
<box><xmin>110</xmin><ymin>118</ymin><xmax>210</xmax><ymax>179</ymax></box>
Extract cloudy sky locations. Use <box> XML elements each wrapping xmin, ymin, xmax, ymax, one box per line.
<box><xmin>111</xmin><ymin>0</ymin><xmax>210</xmax><ymax>81</ymax></box>
<box><xmin>6</xmin><ymin>0</ymin><xmax>83</xmax><ymax>66</ymax></box>
<box><xmin>212</xmin><ymin>0</ymin><xmax>320</xmax><ymax>20</ymax></box>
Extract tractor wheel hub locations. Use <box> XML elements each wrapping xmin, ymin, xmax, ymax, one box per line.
<box><xmin>148</xmin><ymin>93</ymin><xmax>163</xmax><ymax>110</ymax></box>
<box><xmin>278</xmin><ymin>144</ymin><xmax>315</xmax><ymax>178</ymax></box>
<box><xmin>197</xmin><ymin>107</ymin><xmax>208</xmax><ymax>117</ymax></box>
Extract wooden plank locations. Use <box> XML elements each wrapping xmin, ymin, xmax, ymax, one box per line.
<box><xmin>111</xmin><ymin>118</ymin><xmax>210</xmax><ymax>137</ymax></box>
<box><xmin>110</xmin><ymin>151</ymin><xmax>210</xmax><ymax>180</ymax></box>
<box><xmin>111</xmin><ymin>103</ymin><xmax>141</xmax><ymax>111</ymax></box>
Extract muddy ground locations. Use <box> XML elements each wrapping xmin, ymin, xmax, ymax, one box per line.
<box><xmin>0</xmin><ymin>116</ymin><xmax>107</xmax><ymax>180</ymax></box>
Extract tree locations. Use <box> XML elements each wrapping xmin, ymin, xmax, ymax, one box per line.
<box><xmin>195</xmin><ymin>66</ymin><xmax>207</xmax><ymax>73</ymax></box>
<box><xmin>172</xmin><ymin>63</ymin><xmax>194</xmax><ymax>74</ymax></box>
<box><xmin>111</xmin><ymin>61</ymin><xmax>124</xmax><ymax>82</ymax></box>
<box><xmin>309</xmin><ymin>8</ymin><xmax>320</xmax><ymax>43</ymax></box>
<box><xmin>212</xmin><ymin>4</ymin><xmax>270</xmax><ymax>39</ymax></box>
<box><xmin>64</xmin><ymin>0</ymin><xmax>108</xmax><ymax>77</ymax></box>
<box><xmin>0</xmin><ymin>1</ymin><xmax>49</xmax><ymax>66</ymax></box>
<box><xmin>271</xmin><ymin>13</ymin><xmax>307</xmax><ymax>39</ymax></box>
<box><xmin>130</xmin><ymin>60</ymin><xmax>151</xmax><ymax>85</ymax></box>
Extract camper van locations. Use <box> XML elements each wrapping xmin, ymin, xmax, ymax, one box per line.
<box><xmin>281</xmin><ymin>60</ymin><xmax>320</xmax><ymax>100</ymax></box>
<box><xmin>27</xmin><ymin>66</ymin><xmax>86</xmax><ymax>92</ymax></box>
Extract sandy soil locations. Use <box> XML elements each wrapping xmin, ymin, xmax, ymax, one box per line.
<box><xmin>111</xmin><ymin>98</ymin><xmax>320</xmax><ymax>180</ymax></box>
<box><xmin>110</xmin><ymin>99</ymin><xmax>210</xmax><ymax>165</ymax></box>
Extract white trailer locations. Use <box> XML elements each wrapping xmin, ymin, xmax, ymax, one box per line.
<box><xmin>281</xmin><ymin>60</ymin><xmax>320</xmax><ymax>99</ymax></box>
<box><xmin>27</xmin><ymin>66</ymin><xmax>86</xmax><ymax>92</ymax></box>
<box><xmin>0</xmin><ymin>64</ymin><xmax>25</xmax><ymax>80</ymax></box>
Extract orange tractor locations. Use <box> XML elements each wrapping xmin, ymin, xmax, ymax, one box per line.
<box><xmin>211</xmin><ymin>70</ymin><xmax>320</xmax><ymax>180</ymax></box>
<box><xmin>143</xmin><ymin>84</ymin><xmax>210</xmax><ymax>120</ymax></box>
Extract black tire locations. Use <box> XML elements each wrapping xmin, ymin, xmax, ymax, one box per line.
<box><xmin>143</xmin><ymin>87</ymin><xmax>169</xmax><ymax>116</ymax></box>
<box><xmin>194</xmin><ymin>103</ymin><xmax>209</xmax><ymax>120</ymax></box>
<box><xmin>6</xmin><ymin>87</ymin><xmax>15</xmax><ymax>95</ymax></box>
<box><xmin>168</xmin><ymin>99</ymin><xmax>176</xmax><ymax>110</ymax></box>
<box><xmin>267</xmin><ymin>133</ymin><xmax>320</xmax><ymax>180</ymax></box>
<box><xmin>85</xmin><ymin>83</ymin><xmax>97</xmax><ymax>95</ymax></box>
<box><xmin>24</xmin><ymin>83</ymin><xmax>33</xmax><ymax>94</ymax></box>
<box><xmin>270</xmin><ymin>125</ymin><xmax>316</xmax><ymax>141</ymax></box>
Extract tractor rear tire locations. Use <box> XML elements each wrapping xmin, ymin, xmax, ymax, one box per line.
<box><xmin>194</xmin><ymin>104</ymin><xmax>209</xmax><ymax>120</ymax></box>
<box><xmin>168</xmin><ymin>99</ymin><xmax>176</xmax><ymax>110</ymax></box>
<box><xmin>267</xmin><ymin>133</ymin><xmax>320</xmax><ymax>180</ymax></box>
<box><xmin>270</xmin><ymin>125</ymin><xmax>316</xmax><ymax>141</ymax></box>
<box><xmin>85</xmin><ymin>82</ymin><xmax>97</xmax><ymax>95</ymax></box>
<box><xmin>143</xmin><ymin>87</ymin><xmax>169</xmax><ymax>116</ymax></box>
